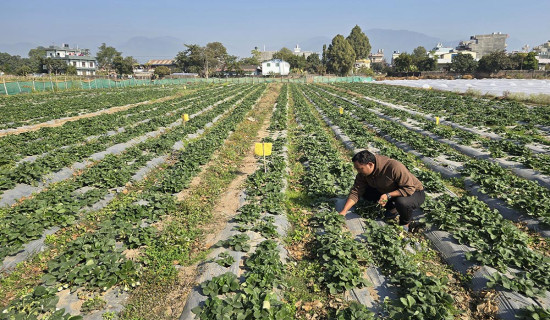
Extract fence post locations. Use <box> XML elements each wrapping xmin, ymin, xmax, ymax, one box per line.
<box><xmin>17</xmin><ymin>81</ymin><xmax>22</xmax><ymax>93</ymax></box>
<box><xmin>32</xmin><ymin>79</ymin><xmax>36</xmax><ymax>92</ymax></box>
<box><xmin>3</xmin><ymin>78</ymin><xmax>8</xmax><ymax>95</ymax></box>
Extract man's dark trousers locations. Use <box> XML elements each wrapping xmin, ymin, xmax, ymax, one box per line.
<box><xmin>361</xmin><ymin>187</ymin><xmax>425</xmax><ymax>225</ymax></box>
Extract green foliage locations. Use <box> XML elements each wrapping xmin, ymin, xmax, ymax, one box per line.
<box><xmin>219</xmin><ymin>234</ymin><xmax>251</xmax><ymax>252</ymax></box>
<box><xmin>200</xmin><ymin>272</ymin><xmax>240</xmax><ymax>297</ymax></box>
<box><xmin>478</xmin><ymin>50</ymin><xmax>513</xmax><ymax>73</ymax></box>
<box><xmin>175</xmin><ymin>42</ymin><xmax>228</xmax><ymax>77</ymax></box>
<box><xmin>153</xmin><ymin>66</ymin><xmax>171</xmax><ymax>78</ymax></box>
<box><xmin>516</xmin><ymin>305</ymin><xmax>550</xmax><ymax>320</ymax></box>
<box><xmin>449</xmin><ymin>53</ymin><xmax>478</xmax><ymax>73</ymax></box>
<box><xmin>0</xmin><ymin>286</ymin><xmax>82</xmax><ymax>320</ymax></box>
<box><xmin>96</xmin><ymin>43</ymin><xmax>121</xmax><ymax>70</ymax></box>
<box><xmin>215</xmin><ymin>252</ymin><xmax>236</xmax><ymax>267</ymax></box>
<box><xmin>393</xmin><ymin>53</ymin><xmax>415</xmax><ymax>72</ymax></box>
<box><xmin>113</xmin><ymin>55</ymin><xmax>136</xmax><ymax>76</ymax></box>
<box><xmin>346</xmin><ymin>25</ymin><xmax>371</xmax><ymax>60</ymax></box>
<box><xmin>326</xmin><ymin>35</ymin><xmax>356</xmax><ymax>76</ymax></box>
<box><xmin>335</xmin><ymin>301</ymin><xmax>375</xmax><ymax>319</ymax></box>
<box><xmin>81</xmin><ymin>296</ymin><xmax>107</xmax><ymax>313</ymax></box>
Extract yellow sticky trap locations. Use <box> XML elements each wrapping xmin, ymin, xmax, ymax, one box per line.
<box><xmin>339</xmin><ymin>107</ymin><xmax>344</xmax><ymax>115</ymax></box>
<box><xmin>184</xmin><ymin>85</ymin><xmax>187</xmax><ymax>90</ymax></box>
<box><xmin>254</xmin><ymin>143</ymin><xmax>272</xmax><ymax>156</ymax></box>
<box><xmin>182</xmin><ymin>114</ymin><xmax>189</xmax><ymax>122</ymax></box>
<box><xmin>435</xmin><ymin>117</ymin><xmax>440</xmax><ymax>125</ymax></box>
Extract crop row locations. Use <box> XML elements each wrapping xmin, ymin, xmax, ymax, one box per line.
<box><xmin>0</xmin><ymin>85</ymin><xmax>268</xmax><ymax>318</ymax></box>
<box><xmin>335</xmin><ymin>82</ymin><xmax>550</xmax><ymax>129</ymax></box>
<box><xmin>299</xmin><ymin>84</ymin><xmax>550</xmax><ymax>317</ymax></box>
<box><xmin>193</xmin><ymin>85</ymin><xmax>294</xmax><ymax>319</ymax></box>
<box><xmin>0</xmin><ymin>85</ymin><xmax>187</xmax><ymax>130</ymax></box>
<box><xmin>0</xmin><ymin>84</ymin><xmax>247</xmax><ymax>193</ymax></box>
<box><xmin>0</xmin><ymin>85</ymin><xmax>263</xmax><ymax>262</ymax></box>
<box><xmin>305</xmin><ymin>84</ymin><xmax>550</xmax><ymax>224</ymax></box>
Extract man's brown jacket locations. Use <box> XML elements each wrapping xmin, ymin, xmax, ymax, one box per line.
<box><xmin>348</xmin><ymin>154</ymin><xmax>424</xmax><ymax>202</ymax></box>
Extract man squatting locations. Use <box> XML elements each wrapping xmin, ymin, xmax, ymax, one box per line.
<box><xmin>338</xmin><ymin>150</ymin><xmax>425</xmax><ymax>232</ymax></box>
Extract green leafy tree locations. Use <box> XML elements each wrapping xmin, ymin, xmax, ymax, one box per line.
<box><xmin>240</xmin><ymin>49</ymin><xmax>261</xmax><ymax>65</ymax></box>
<box><xmin>412</xmin><ymin>46</ymin><xmax>428</xmax><ymax>59</ymax></box>
<box><xmin>96</xmin><ymin>43</ymin><xmax>121</xmax><ymax>70</ymax></box>
<box><xmin>272</xmin><ymin>47</ymin><xmax>294</xmax><ymax>62</ymax></box>
<box><xmin>306</xmin><ymin>53</ymin><xmax>322</xmax><ymax>73</ymax></box>
<box><xmin>154</xmin><ymin>66</ymin><xmax>171</xmax><ymax>78</ymax></box>
<box><xmin>287</xmin><ymin>54</ymin><xmax>307</xmax><ymax>71</ymax></box>
<box><xmin>322</xmin><ymin>44</ymin><xmax>327</xmax><ymax>65</ymax></box>
<box><xmin>478</xmin><ymin>50</ymin><xmax>513</xmax><ymax>73</ymax></box>
<box><xmin>66</xmin><ymin>65</ymin><xmax>77</xmax><ymax>75</ymax></box>
<box><xmin>326</xmin><ymin>34</ymin><xmax>356</xmax><ymax>76</ymax></box>
<box><xmin>416</xmin><ymin>56</ymin><xmax>437</xmax><ymax>71</ymax></box>
<box><xmin>15</xmin><ymin>65</ymin><xmax>32</xmax><ymax>76</ymax></box>
<box><xmin>174</xmin><ymin>42</ymin><xmax>228</xmax><ymax>77</ymax></box>
<box><xmin>393</xmin><ymin>53</ymin><xmax>414</xmax><ymax>72</ymax></box>
<box><xmin>113</xmin><ymin>55</ymin><xmax>135</xmax><ymax>75</ymax></box>
<box><xmin>28</xmin><ymin>46</ymin><xmax>47</xmax><ymax>73</ymax></box>
<box><xmin>346</xmin><ymin>25</ymin><xmax>371</xmax><ymax>59</ymax></box>
<box><xmin>449</xmin><ymin>53</ymin><xmax>477</xmax><ymax>73</ymax></box>
<box><xmin>0</xmin><ymin>52</ymin><xmax>31</xmax><ymax>74</ymax></box>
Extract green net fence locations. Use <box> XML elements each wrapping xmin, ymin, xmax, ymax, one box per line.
<box><xmin>0</xmin><ymin>76</ymin><xmax>373</xmax><ymax>95</ymax></box>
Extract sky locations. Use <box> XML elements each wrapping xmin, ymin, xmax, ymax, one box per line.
<box><xmin>1</xmin><ymin>0</ymin><xmax>549</xmax><ymax>62</ymax></box>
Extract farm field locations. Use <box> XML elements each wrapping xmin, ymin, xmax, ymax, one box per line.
<box><xmin>0</xmin><ymin>82</ymin><xmax>549</xmax><ymax>320</ymax></box>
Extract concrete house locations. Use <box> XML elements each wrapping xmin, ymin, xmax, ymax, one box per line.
<box><xmin>44</xmin><ymin>44</ymin><xmax>97</xmax><ymax>75</ymax></box>
<box><xmin>261</xmin><ymin>59</ymin><xmax>290</xmax><ymax>76</ymax></box>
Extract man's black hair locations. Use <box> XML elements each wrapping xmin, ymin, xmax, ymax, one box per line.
<box><xmin>352</xmin><ymin>150</ymin><xmax>376</xmax><ymax>165</ymax></box>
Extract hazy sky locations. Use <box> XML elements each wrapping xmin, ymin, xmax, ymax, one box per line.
<box><xmin>1</xmin><ymin>0</ymin><xmax>549</xmax><ymax>59</ymax></box>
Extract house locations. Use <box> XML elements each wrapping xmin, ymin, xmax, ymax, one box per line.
<box><xmin>44</xmin><ymin>43</ymin><xmax>97</xmax><ymax>75</ymax></box>
<box><xmin>369</xmin><ymin>49</ymin><xmax>385</xmax><ymax>64</ymax></box>
<box><xmin>456</xmin><ymin>32</ymin><xmax>508</xmax><ymax>59</ymax></box>
<box><xmin>354</xmin><ymin>59</ymin><xmax>371</xmax><ymax>69</ymax></box>
<box><xmin>261</xmin><ymin>59</ymin><xmax>290</xmax><ymax>76</ymax></box>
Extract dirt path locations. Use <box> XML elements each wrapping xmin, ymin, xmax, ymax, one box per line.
<box><xmin>0</xmin><ymin>92</ymin><xmax>187</xmax><ymax>138</ymax></box>
<box><xmin>159</xmin><ymin>84</ymin><xmax>281</xmax><ymax>319</ymax></box>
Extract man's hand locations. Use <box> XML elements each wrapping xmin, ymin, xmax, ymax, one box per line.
<box><xmin>378</xmin><ymin>193</ymin><xmax>389</xmax><ymax>207</ymax></box>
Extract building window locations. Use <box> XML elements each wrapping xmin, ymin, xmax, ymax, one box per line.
<box><xmin>73</xmin><ymin>62</ymin><xmax>76</xmax><ymax>66</ymax></box>
<box><xmin>90</xmin><ymin>62</ymin><xmax>94</xmax><ymax>68</ymax></box>
<box><xmin>276</xmin><ymin>63</ymin><xmax>280</xmax><ymax>67</ymax></box>
<box><xmin>266</xmin><ymin>63</ymin><xmax>271</xmax><ymax>67</ymax></box>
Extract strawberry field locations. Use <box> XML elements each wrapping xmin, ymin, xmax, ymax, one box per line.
<box><xmin>0</xmin><ymin>82</ymin><xmax>549</xmax><ymax>320</ymax></box>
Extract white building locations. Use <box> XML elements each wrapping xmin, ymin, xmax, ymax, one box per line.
<box><xmin>44</xmin><ymin>44</ymin><xmax>97</xmax><ymax>75</ymax></box>
<box><xmin>261</xmin><ymin>59</ymin><xmax>290</xmax><ymax>76</ymax></box>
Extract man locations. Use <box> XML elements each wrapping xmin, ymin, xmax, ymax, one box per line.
<box><xmin>338</xmin><ymin>150</ymin><xmax>425</xmax><ymax>232</ymax></box>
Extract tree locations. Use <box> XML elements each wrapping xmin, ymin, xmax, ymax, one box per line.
<box><xmin>416</xmin><ymin>56</ymin><xmax>437</xmax><ymax>71</ymax></box>
<box><xmin>326</xmin><ymin>35</ymin><xmax>356</xmax><ymax>76</ymax></box>
<box><xmin>346</xmin><ymin>25</ymin><xmax>371</xmax><ymax>59</ymax></box>
<box><xmin>15</xmin><ymin>65</ymin><xmax>32</xmax><ymax>76</ymax></box>
<box><xmin>113</xmin><ymin>55</ymin><xmax>135</xmax><ymax>76</ymax></box>
<box><xmin>28</xmin><ymin>46</ymin><xmax>47</xmax><ymax>73</ymax></box>
<box><xmin>286</xmin><ymin>54</ymin><xmax>307</xmax><ymax>71</ymax></box>
<box><xmin>154</xmin><ymin>66</ymin><xmax>171</xmax><ymax>78</ymax></box>
<box><xmin>322</xmin><ymin>44</ymin><xmax>327</xmax><ymax>65</ymax></box>
<box><xmin>477</xmin><ymin>50</ymin><xmax>513</xmax><ymax>73</ymax></box>
<box><xmin>66</xmin><ymin>65</ymin><xmax>77</xmax><ymax>75</ymax></box>
<box><xmin>371</xmin><ymin>61</ymin><xmax>389</xmax><ymax>73</ymax></box>
<box><xmin>306</xmin><ymin>53</ymin><xmax>322</xmax><ymax>73</ymax></box>
<box><xmin>522</xmin><ymin>52</ymin><xmax>538</xmax><ymax>70</ymax></box>
<box><xmin>412</xmin><ymin>46</ymin><xmax>428</xmax><ymax>59</ymax></box>
<box><xmin>272</xmin><ymin>47</ymin><xmax>294</xmax><ymax>62</ymax></box>
<box><xmin>393</xmin><ymin>53</ymin><xmax>414</xmax><ymax>72</ymax></box>
<box><xmin>96</xmin><ymin>43</ymin><xmax>121</xmax><ymax>70</ymax></box>
<box><xmin>449</xmin><ymin>53</ymin><xmax>478</xmax><ymax>73</ymax></box>
<box><xmin>241</xmin><ymin>49</ymin><xmax>261</xmax><ymax>65</ymax></box>
<box><xmin>174</xmin><ymin>42</ymin><xmax>228</xmax><ymax>77</ymax></box>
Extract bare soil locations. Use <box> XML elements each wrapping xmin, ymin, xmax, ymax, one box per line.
<box><xmin>160</xmin><ymin>84</ymin><xmax>281</xmax><ymax>319</ymax></box>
